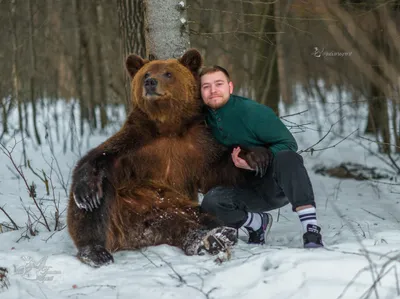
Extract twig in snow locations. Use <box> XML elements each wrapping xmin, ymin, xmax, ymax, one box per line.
<box><xmin>332</xmin><ymin>204</ymin><xmax>380</xmax><ymax>299</ymax></box>
<box><xmin>139</xmin><ymin>249</ymin><xmax>160</xmax><ymax>268</ymax></box>
<box><xmin>151</xmin><ymin>251</ymin><xmax>218</xmax><ymax>299</ymax></box>
<box><xmin>361</xmin><ymin>208</ymin><xmax>385</xmax><ymax>221</ymax></box>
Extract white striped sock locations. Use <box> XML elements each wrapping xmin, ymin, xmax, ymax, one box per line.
<box><xmin>297</xmin><ymin>207</ymin><xmax>318</xmax><ymax>233</ymax></box>
<box><xmin>242</xmin><ymin>212</ymin><xmax>262</xmax><ymax>230</ymax></box>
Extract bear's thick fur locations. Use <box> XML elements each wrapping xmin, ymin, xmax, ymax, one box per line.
<box><xmin>67</xmin><ymin>49</ymin><xmax>270</xmax><ymax>267</ymax></box>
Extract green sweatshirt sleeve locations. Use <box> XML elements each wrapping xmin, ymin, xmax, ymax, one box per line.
<box><xmin>248</xmin><ymin>104</ymin><xmax>298</xmax><ymax>156</ymax></box>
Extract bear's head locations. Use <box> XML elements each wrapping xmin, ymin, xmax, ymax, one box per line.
<box><xmin>125</xmin><ymin>49</ymin><xmax>203</xmax><ymax>125</ymax></box>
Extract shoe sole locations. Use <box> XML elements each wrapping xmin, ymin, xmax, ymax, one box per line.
<box><xmin>263</xmin><ymin>213</ymin><xmax>273</xmax><ymax>244</ymax></box>
<box><xmin>304</xmin><ymin>242</ymin><xmax>324</xmax><ymax>249</ymax></box>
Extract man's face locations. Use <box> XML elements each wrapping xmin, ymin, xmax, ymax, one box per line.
<box><xmin>200</xmin><ymin>71</ymin><xmax>233</xmax><ymax>109</ymax></box>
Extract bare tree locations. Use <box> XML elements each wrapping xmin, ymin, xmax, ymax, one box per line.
<box><xmin>10</xmin><ymin>0</ymin><xmax>27</xmax><ymax>165</ymax></box>
<box><xmin>28</xmin><ymin>0</ymin><xmax>42</xmax><ymax>145</ymax></box>
<box><xmin>93</xmin><ymin>0</ymin><xmax>108</xmax><ymax>130</ymax></box>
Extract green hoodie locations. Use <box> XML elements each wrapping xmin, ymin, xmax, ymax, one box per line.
<box><xmin>205</xmin><ymin>94</ymin><xmax>298</xmax><ymax>156</ymax></box>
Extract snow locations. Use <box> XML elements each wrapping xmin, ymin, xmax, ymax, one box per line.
<box><xmin>1</xmin><ymin>90</ymin><xmax>400</xmax><ymax>299</ymax></box>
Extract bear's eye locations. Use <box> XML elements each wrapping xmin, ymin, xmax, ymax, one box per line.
<box><xmin>164</xmin><ymin>72</ymin><xmax>172</xmax><ymax>78</ymax></box>
<box><xmin>144</xmin><ymin>73</ymin><xmax>150</xmax><ymax>79</ymax></box>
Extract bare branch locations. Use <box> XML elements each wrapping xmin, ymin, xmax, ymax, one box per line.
<box><xmin>0</xmin><ymin>142</ymin><xmax>51</xmax><ymax>231</ymax></box>
<box><xmin>0</xmin><ymin>205</ymin><xmax>19</xmax><ymax>230</ymax></box>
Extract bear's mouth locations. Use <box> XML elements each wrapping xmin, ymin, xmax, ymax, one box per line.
<box><xmin>143</xmin><ymin>90</ymin><xmax>164</xmax><ymax>100</ymax></box>
<box><xmin>146</xmin><ymin>91</ymin><xmax>163</xmax><ymax>97</ymax></box>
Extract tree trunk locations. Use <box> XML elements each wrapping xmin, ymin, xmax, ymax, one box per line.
<box><xmin>80</xmin><ymin>3</ymin><xmax>96</xmax><ymax>131</ymax></box>
<box><xmin>391</xmin><ymin>99</ymin><xmax>400</xmax><ymax>153</ymax></box>
<box><xmin>74</xmin><ymin>0</ymin><xmax>87</xmax><ymax>136</ymax></box>
<box><xmin>28</xmin><ymin>0</ymin><xmax>42</xmax><ymax>145</ymax></box>
<box><xmin>117</xmin><ymin>0</ymin><xmax>146</xmax><ymax>58</ymax></box>
<box><xmin>93</xmin><ymin>0</ymin><xmax>108</xmax><ymax>130</ymax></box>
<box><xmin>144</xmin><ymin>0</ymin><xmax>190</xmax><ymax>59</ymax></box>
<box><xmin>11</xmin><ymin>0</ymin><xmax>27</xmax><ymax>165</ymax></box>
<box><xmin>1</xmin><ymin>98</ymin><xmax>9</xmax><ymax>136</ymax></box>
<box><xmin>274</xmin><ymin>1</ymin><xmax>292</xmax><ymax>106</ymax></box>
<box><xmin>258</xmin><ymin>2</ymin><xmax>280</xmax><ymax>115</ymax></box>
<box><xmin>365</xmin><ymin>12</ymin><xmax>391</xmax><ymax>154</ymax></box>
<box><xmin>117</xmin><ymin>0</ymin><xmax>145</xmax><ymax>108</ymax></box>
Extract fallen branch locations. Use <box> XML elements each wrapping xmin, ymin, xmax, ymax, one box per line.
<box><xmin>361</xmin><ymin>208</ymin><xmax>385</xmax><ymax>221</ymax></box>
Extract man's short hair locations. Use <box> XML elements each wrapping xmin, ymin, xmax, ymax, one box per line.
<box><xmin>199</xmin><ymin>65</ymin><xmax>230</xmax><ymax>81</ymax></box>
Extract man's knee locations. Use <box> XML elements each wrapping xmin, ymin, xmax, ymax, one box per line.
<box><xmin>201</xmin><ymin>186</ymin><xmax>224</xmax><ymax>209</ymax></box>
<box><xmin>274</xmin><ymin>150</ymin><xmax>304</xmax><ymax>168</ymax></box>
<box><xmin>201</xmin><ymin>186</ymin><xmax>234</xmax><ymax>213</ymax></box>
<box><xmin>275</xmin><ymin>150</ymin><xmax>302</xmax><ymax>161</ymax></box>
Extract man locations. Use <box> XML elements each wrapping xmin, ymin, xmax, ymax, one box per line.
<box><xmin>199</xmin><ymin>65</ymin><xmax>323</xmax><ymax>248</ymax></box>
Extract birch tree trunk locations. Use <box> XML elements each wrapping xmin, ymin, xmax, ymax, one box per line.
<box><xmin>144</xmin><ymin>0</ymin><xmax>190</xmax><ymax>59</ymax></box>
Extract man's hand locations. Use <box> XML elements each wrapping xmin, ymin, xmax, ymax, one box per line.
<box><xmin>231</xmin><ymin>147</ymin><xmax>254</xmax><ymax>171</ymax></box>
<box><xmin>231</xmin><ymin>146</ymin><xmax>273</xmax><ymax>177</ymax></box>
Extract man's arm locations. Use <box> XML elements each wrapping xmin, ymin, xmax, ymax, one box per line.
<box><xmin>248</xmin><ymin>104</ymin><xmax>298</xmax><ymax>155</ymax></box>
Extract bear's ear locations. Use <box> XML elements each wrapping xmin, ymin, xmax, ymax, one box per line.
<box><xmin>126</xmin><ymin>54</ymin><xmax>148</xmax><ymax>78</ymax></box>
<box><xmin>179</xmin><ymin>49</ymin><xmax>203</xmax><ymax>74</ymax></box>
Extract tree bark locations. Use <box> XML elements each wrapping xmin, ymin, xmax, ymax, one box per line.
<box><xmin>258</xmin><ymin>2</ymin><xmax>280</xmax><ymax>115</ymax></box>
<box><xmin>117</xmin><ymin>0</ymin><xmax>145</xmax><ymax>109</ymax></box>
<box><xmin>274</xmin><ymin>1</ymin><xmax>292</xmax><ymax>106</ymax></box>
<box><xmin>11</xmin><ymin>0</ymin><xmax>27</xmax><ymax>165</ymax></box>
<box><xmin>93</xmin><ymin>0</ymin><xmax>108</xmax><ymax>130</ymax></box>
<box><xmin>144</xmin><ymin>0</ymin><xmax>190</xmax><ymax>59</ymax></box>
<box><xmin>75</xmin><ymin>0</ymin><xmax>96</xmax><ymax>133</ymax></box>
<box><xmin>73</xmin><ymin>0</ymin><xmax>86</xmax><ymax>136</ymax></box>
<box><xmin>364</xmin><ymin>10</ymin><xmax>391</xmax><ymax>154</ymax></box>
<box><xmin>28</xmin><ymin>0</ymin><xmax>42</xmax><ymax>145</ymax></box>
<box><xmin>117</xmin><ymin>0</ymin><xmax>146</xmax><ymax>58</ymax></box>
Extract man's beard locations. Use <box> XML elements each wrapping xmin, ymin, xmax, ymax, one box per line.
<box><xmin>207</xmin><ymin>96</ymin><xmax>227</xmax><ymax>109</ymax></box>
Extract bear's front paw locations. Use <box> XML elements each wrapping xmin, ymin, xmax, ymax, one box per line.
<box><xmin>77</xmin><ymin>245</ymin><xmax>114</xmax><ymax>268</ymax></box>
<box><xmin>198</xmin><ymin>227</ymin><xmax>238</xmax><ymax>256</ymax></box>
<box><xmin>72</xmin><ymin>162</ymin><xmax>105</xmax><ymax>212</ymax></box>
<box><xmin>238</xmin><ymin>146</ymin><xmax>272</xmax><ymax>177</ymax></box>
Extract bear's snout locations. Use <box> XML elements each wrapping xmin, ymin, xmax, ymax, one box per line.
<box><xmin>144</xmin><ymin>77</ymin><xmax>158</xmax><ymax>95</ymax></box>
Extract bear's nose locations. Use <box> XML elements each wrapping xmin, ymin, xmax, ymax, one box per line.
<box><xmin>144</xmin><ymin>77</ymin><xmax>158</xmax><ymax>94</ymax></box>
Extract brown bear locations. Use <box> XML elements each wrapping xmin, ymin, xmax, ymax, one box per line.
<box><xmin>67</xmin><ymin>49</ymin><xmax>271</xmax><ymax>267</ymax></box>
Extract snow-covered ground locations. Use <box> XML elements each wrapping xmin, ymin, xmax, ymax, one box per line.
<box><xmin>1</xmin><ymin>89</ymin><xmax>400</xmax><ymax>299</ymax></box>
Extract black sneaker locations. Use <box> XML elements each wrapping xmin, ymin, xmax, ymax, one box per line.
<box><xmin>303</xmin><ymin>224</ymin><xmax>324</xmax><ymax>248</ymax></box>
<box><xmin>246</xmin><ymin>212</ymin><xmax>273</xmax><ymax>245</ymax></box>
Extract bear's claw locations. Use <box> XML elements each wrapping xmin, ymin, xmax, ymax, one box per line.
<box><xmin>198</xmin><ymin>227</ymin><xmax>238</xmax><ymax>256</ymax></box>
<box><xmin>77</xmin><ymin>245</ymin><xmax>114</xmax><ymax>268</ymax></box>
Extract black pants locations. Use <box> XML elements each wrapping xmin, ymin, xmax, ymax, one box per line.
<box><xmin>201</xmin><ymin>150</ymin><xmax>315</xmax><ymax>228</ymax></box>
